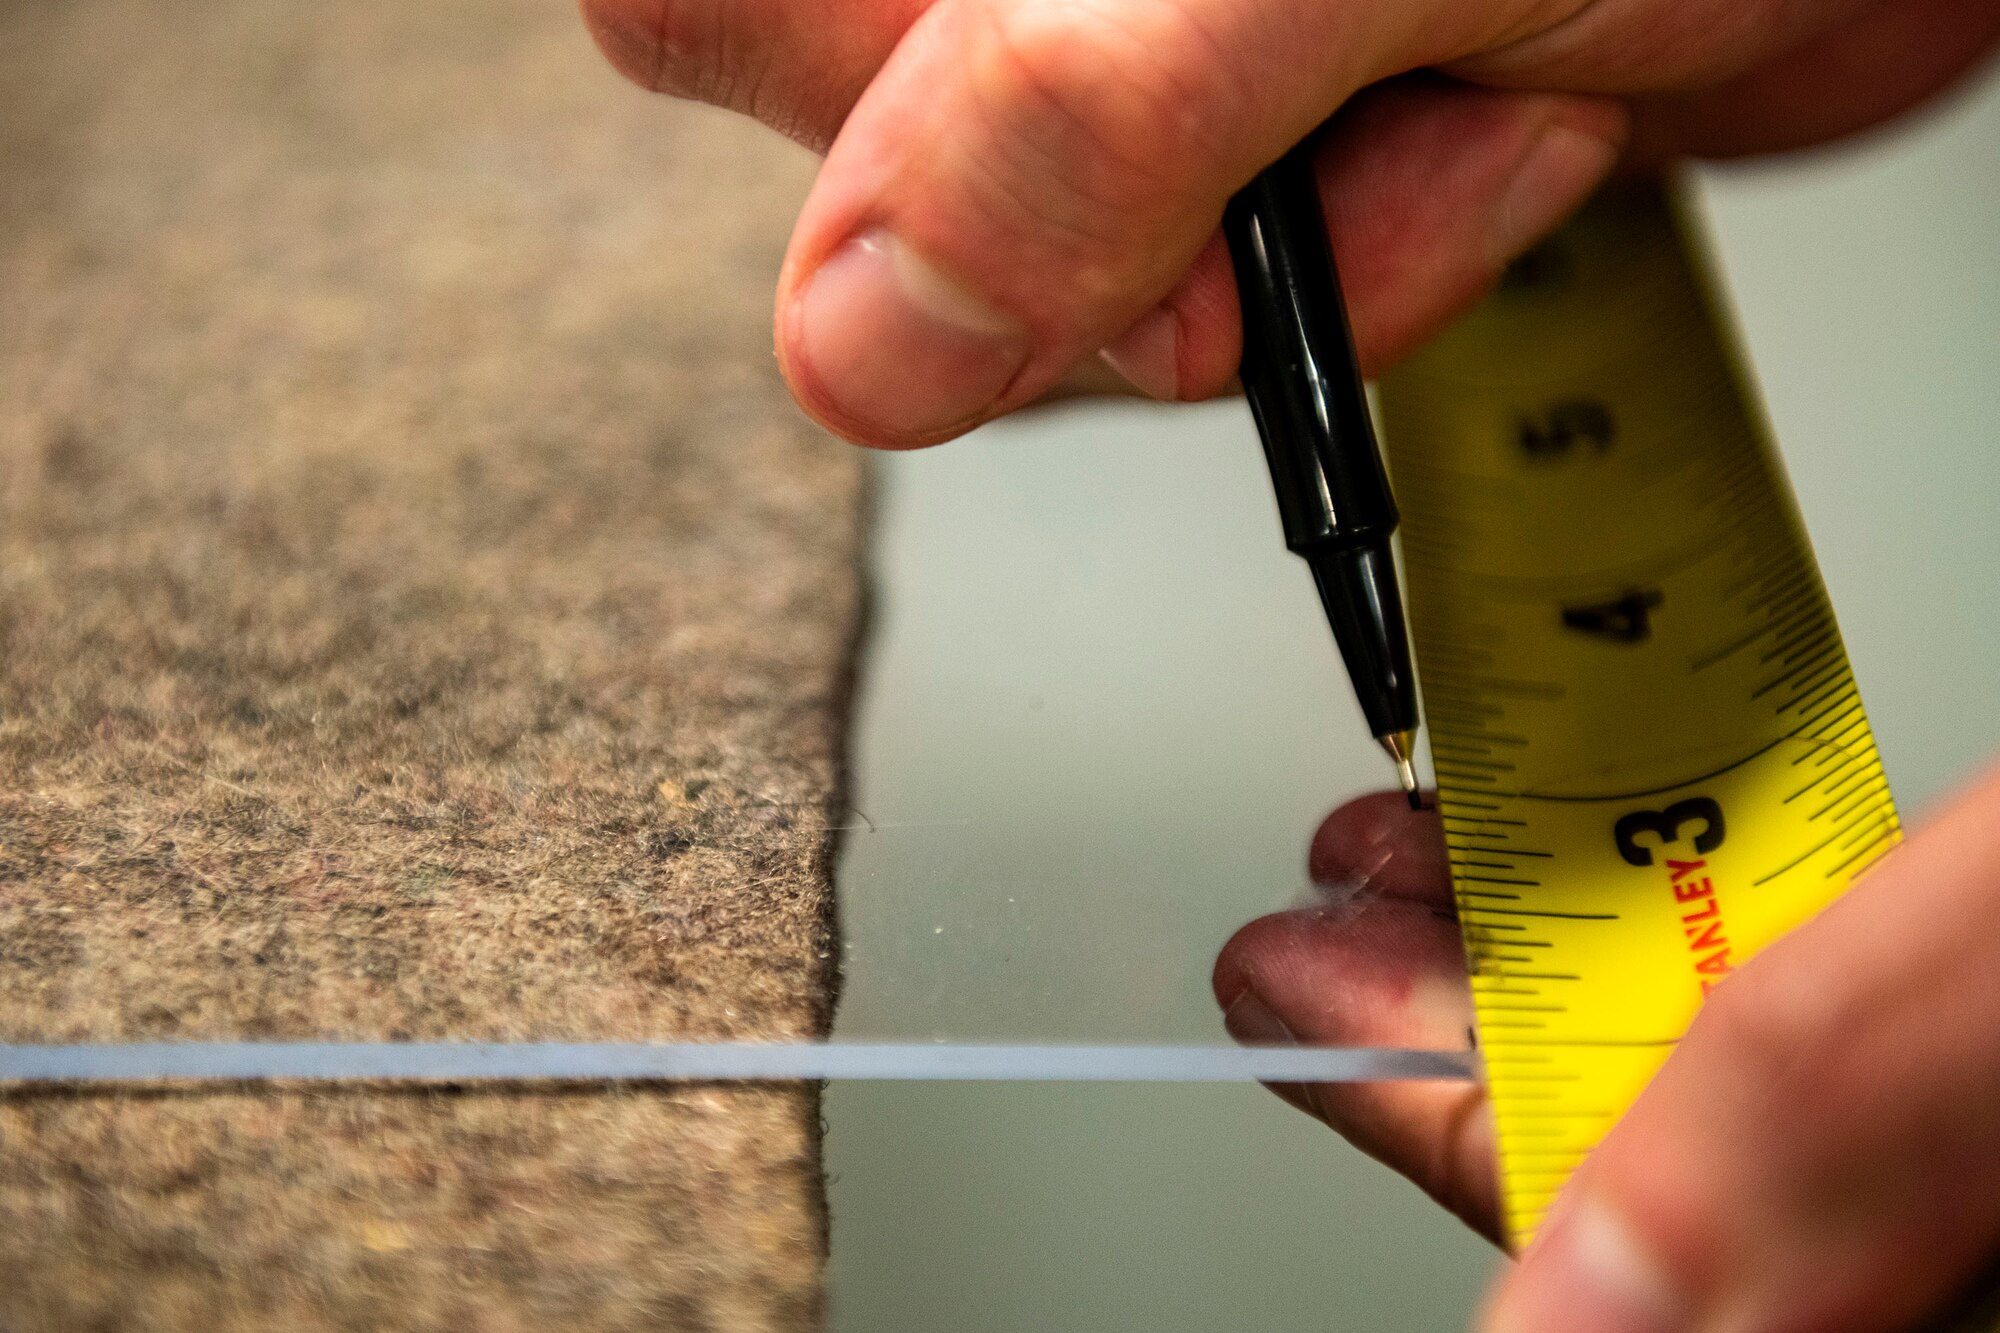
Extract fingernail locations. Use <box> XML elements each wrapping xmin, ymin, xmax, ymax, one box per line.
<box><xmin>1308</xmin><ymin>802</ymin><xmax>1427</xmax><ymax>897</ymax></box>
<box><xmin>1099</xmin><ymin>304</ymin><xmax>1180</xmax><ymax>401</ymax></box>
<box><xmin>788</xmin><ymin>230</ymin><xmax>1030</xmax><ymax>443</ymax></box>
<box><xmin>1484</xmin><ymin>1196</ymin><xmax>1688</xmax><ymax>1333</ymax></box>
<box><xmin>1221</xmin><ymin>989</ymin><xmax>1297</xmax><ymax>1046</ymax></box>
<box><xmin>1491</xmin><ymin>122</ymin><xmax>1621</xmax><ymax>266</ymax></box>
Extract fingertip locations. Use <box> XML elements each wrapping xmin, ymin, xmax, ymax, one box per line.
<box><xmin>1543</xmin><ymin>90</ymin><xmax>1632</xmax><ymax>154</ymax></box>
<box><xmin>1213</xmin><ymin>910</ymin><xmax>1355</xmax><ymax>1020</ymax></box>
<box><xmin>1213</xmin><ymin>902</ymin><xmax>1472</xmax><ymax>1046</ymax></box>
<box><xmin>1214</xmin><ymin>902</ymin><xmax>1500</xmax><ymax>1239</ymax></box>
<box><xmin>1117</xmin><ymin>233</ymin><xmax>1245</xmax><ymax>403</ymax></box>
<box><xmin>1487</xmin><ymin>110</ymin><xmax>1625</xmax><ymax>269</ymax></box>
<box><xmin>1099</xmin><ymin>304</ymin><xmax>1180</xmax><ymax>401</ymax></box>
<box><xmin>1308</xmin><ymin>790</ymin><xmax>1450</xmax><ymax>902</ymax></box>
<box><xmin>776</xmin><ymin>229</ymin><xmax>1032</xmax><ymax>448</ymax></box>
<box><xmin>1212</xmin><ymin>912</ymin><xmax>1339</xmax><ymax>1024</ymax></box>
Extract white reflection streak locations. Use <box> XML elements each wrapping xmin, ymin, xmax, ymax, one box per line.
<box><xmin>0</xmin><ymin>1043</ymin><xmax>1476</xmax><ymax>1085</ymax></box>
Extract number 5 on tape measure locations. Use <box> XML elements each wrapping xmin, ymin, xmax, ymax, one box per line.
<box><xmin>1377</xmin><ymin>181</ymin><xmax>1904</xmax><ymax>1250</ymax></box>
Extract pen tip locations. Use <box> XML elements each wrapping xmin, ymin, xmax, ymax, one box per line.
<box><xmin>1377</xmin><ymin>730</ymin><xmax>1421</xmax><ymax>809</ymax></box>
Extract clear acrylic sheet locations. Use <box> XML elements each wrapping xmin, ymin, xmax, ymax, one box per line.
<box><xmin>0</xmin><ymin>404</ymin><xmax>1471</xmax><ymax>1088</ymax></box>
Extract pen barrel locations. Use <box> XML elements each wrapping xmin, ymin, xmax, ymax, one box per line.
<box><xmin>1224</xmin><ymin>142</ymin><xmax>1398</xmax><ymax>553</ymax></box>
<box><xmin>1304</xmin><ymin>542</ymin><xmax>1415</xmax><ymax>742</ymax></box>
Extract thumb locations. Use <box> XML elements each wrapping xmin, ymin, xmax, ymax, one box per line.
<box><xmin>773</xmin><ymin>0</ymin><xmax>1593</xmax><ymax>447</ymax></box>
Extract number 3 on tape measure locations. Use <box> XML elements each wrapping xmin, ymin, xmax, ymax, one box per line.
<box><xmin>1378</xmin><ymin>180</ymin><xmax>1903</xmax><ymax>1250</ymax></box>
<box><xmin>1613</xmin><ymin>797</ymin><xmax>1725</xmax><ymax>867</ymax></box>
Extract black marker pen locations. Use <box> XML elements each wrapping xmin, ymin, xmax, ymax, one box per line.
<box><xmin>1224</xmin><ymin>138</ymin><xmax>1421</xmax><ymax>805</ymax></box>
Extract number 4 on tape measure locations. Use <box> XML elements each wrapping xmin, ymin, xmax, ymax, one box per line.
<box><xmin>1377</xmin><ymin>180</ymin><xmax>1904</xmax><ymax>1251</ymax></box>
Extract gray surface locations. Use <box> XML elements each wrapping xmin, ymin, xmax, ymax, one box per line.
<box><xmin>827</xmin><ymin>65</ymin><xmax>2000</xmax><ymax>1333</ymax></box>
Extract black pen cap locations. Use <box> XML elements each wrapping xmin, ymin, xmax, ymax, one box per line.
<box><xmin>1224</xmin><ymin>142</ymin><xmax>1398</xmax><ymax>553</ymax></box>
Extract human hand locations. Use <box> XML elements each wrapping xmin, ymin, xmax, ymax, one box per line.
<box><xmin>1213</xmin><ymin>771</ymin><xmax>2000</xmax><ymax>1331</ymax></box>
<box><xmin>582</xmin><ymin>0</ymin><xmax>1999</xmax><ymax>447</ymax></box>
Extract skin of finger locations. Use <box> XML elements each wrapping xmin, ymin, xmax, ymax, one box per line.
<box><xmin>1128</xmin><ymin>78</ymin><xmax>1628</xmax><ymax>403</ymax></box>
<box><xmin>775</xmin><ymin>0</ymin><xmax>1941</xmax><ymax>444</ymax></box>
<box><xmin>776</xmin><ymin>0</ymin><xmax>1300</xmax><ymax>441</ymax></box>
<box><xmin>577</xmin><ymin>0</ymin><xmax>1996</xmax><ymax>191</ymax></box>
<box><xmin>1627</xmin><ymin>0</ymin><xmax>2000</xmax><ymax>161</ymax></box>
<box><xmin>1215</xmin><ymin>901</ymin><xmax>1502</xmax><ymax>1242</ymax></box>
<box><xmin>1093</xmin><ymin>0</ymin><xmax>1991</xmax><ymax>410</ymax></box>
<box><xmin>774</xmin><ymin>0</ymin><xmax>1585</xmax><ymax>445</ymax></box>
<box><xmin>582</xmin><ymin>0</ymin><xmax>1994</xmax><ymax>448</ymax></box>
<box><xmin>1493</xmin><ymin>763</ymin><xmax>2000</xmax><ymax>1330</ymax></box>
<box><xmin>1446</xmin><ymin>0</ymin><xmax>1882</xmax><ymax>92</ymax></box>
<box><xmin>577</xmin><ymin>0</ymin><xmax>928</xmax><ymax>150</ymax></box>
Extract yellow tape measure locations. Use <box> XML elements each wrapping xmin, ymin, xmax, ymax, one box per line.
<box><xmin>1376</xmin><ymin>181</ymin><xmax>1904</xmax><ymax>1248</ymax></box>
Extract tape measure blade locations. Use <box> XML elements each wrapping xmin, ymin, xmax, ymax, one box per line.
<box><xmin>1379</xmin><ymin>180</ymin><xmax>1903</xmax><ymax>1249</ymax></box>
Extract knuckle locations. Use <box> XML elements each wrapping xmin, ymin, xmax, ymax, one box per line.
<box><xmin>965</xmin><ymin>0</ymin><xmax>1242</xmax><ymax>254</ymax></box>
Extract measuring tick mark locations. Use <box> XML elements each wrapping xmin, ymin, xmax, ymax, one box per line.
<box><xmin>1794</xmin><ymin>687</ymin><xmax>1861</xmax><ymax>731</ymax></box>
<box><xmin>1761</xmin><ymin>625</ymin><xmax>1833</xmax><ymax>667</ymax></box>
<box><xmin>1750</xmin><ymin>825</ymin><xmax>1850</xmax><ymax>885</ymax></box>
<box><xmin>1784</xmin><ymin>681</ymin><xmax>1856</xmax><ymax>725</ymax></box>
<box><xmin>1753</xmin><ymin>637</ymin><xmax>1838</xmax><ymax>687</ymax></box>
<box><xmin>1728</xmin><ymin>557</ymin><xmax>1809</xmax><ymax>602</ymax></box>
<box><xmin>1802</xmin><ymin>705</ymin><xmax>1866</xmax><ymax>746</ymax></box>
<box><xmin>1492</xmin><ymin>1038</ymin><xmax>1678</xmax><ymax>1049</ymax></box>
<box><xmin>1783</xmin><ymin>753</ymin><xmax>1859</xmax><ymax>802</ymax></box>
<box><xmin>1836</xmin><ymin>799</ymin><xmax>1898</xmax><ymax>847</ymax></box>
<box><xmin>1768</xmin><ymin>659</ymin><xmax>1846</xmax><ymax>710</ymax></box>
<box><xmin>1808</xmin><ymin>774</ymin><xmax>1889</xmax><ymax>822</ymax></box>
<box><xmin>1822</xmin><ymin>824</ymin><xmax>1900</xmax><ymax>880</ymax></box>
<box><xmin>1806</xmin><ymin>717</ymin><xmax>1871</xmax><ymax>761</ymax></box>
<box><xmin>1812</xmin><ymin>765</ymin><xmax>1882</xmax><ymax>811</ymax></box>
<box><xmin>1689</xmin><ymin>623</ymin><xmax>1768</xmax><ymax>671</ymax></box>
<box><xmin>1815</xmin><ymin>774</ymin><xmax>1891</xmax><ymax>824</ymax></box>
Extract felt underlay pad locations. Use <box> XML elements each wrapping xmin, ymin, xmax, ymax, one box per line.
<box><xmin>0</xmin><ymin>1</ymin><xmax>864</xmax><ymax>1327</ymax></box>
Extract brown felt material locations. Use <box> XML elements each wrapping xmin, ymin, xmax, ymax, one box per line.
<box><xmin>0</xmin><ymin>0</ymin><xmax>863</xmax><ymax>1327</ymax></box>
